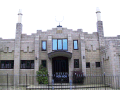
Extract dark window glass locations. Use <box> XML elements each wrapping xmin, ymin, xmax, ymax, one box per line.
<box><xmin>63</xmin><ymin>39</ymin><xmax>67</xmax><ymax>50</ymax></box>
<box><xmin>21</xmin><ymin>60</ymin><xmax>25</xmax><ymax>69</ymax></box>
<box><xmin>42</xmin><ymin>41</ymin><xmax>46</xmax><ymax>51</ymax></box>
<box><xmin>86</xmin><ymin>62</ymin><xmax>90</xmax><ymax>68</ymax></box>
<box><xmin>0</xmin><ymin>60</ymin><xmax>14</xmax><ymax>69</ymax></box>
<box><xmin>73</xmin><ymin>40</ymin><xmax>78</xmax><ymax>50</ymax></box>
<box><xmin>1</xmin><ymin>61</ymin><xmax>5</xmax><ymax>69</ymax></box>
<box><xmin>96</xmin><ymin>62</ymin><xmax>100</xmax><ymax>67</ymax></box>
<box><xmin>74</xmin><ymin>59</ymin><xmax>79</xmax><ymax>68</ymax></box>
<box><xmin>10</xmin><ymin>61</ymin><xmax>14</xmax><ymax>69</ymax></box>
<box><xmin>21</xmin><ymin>60</ymin><xmax>34</xmax><ymax>69</ymax></box>
<box><xmin>58</xmin><ymin>39</ymin><xmax>62</xmax><ymax>50</ymax></box>
<box><xmin>42</xmin><ymin>60</ymin><xmax>46</xmax><ymax>68</ymax></box>
<box><xmin>26</xmin><ymin>61</ymin><xmax>31</xmax><ymax>69</ymax></box>
<box><xmin>6</xmin><ymin>61</ymin><xmax>9</xmax><ymax>68</ymax></box>
<box><xmin>31</xmin><ymin>60</ymin><xmax>34</xmax><ymax>69</ymax></box>
<box><xmin>53</xmin><ymin>39</ymin><xmax>57</xmax><ymax>50</ymax></box>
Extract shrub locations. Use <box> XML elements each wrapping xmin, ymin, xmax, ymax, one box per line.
<box><xmin>36</xmin><ymin>65</ymin><xmax>48</xmax><ymax>84</ymax></box>
<box><xmin>72</xmin><ymin>70</ymin><xmax>85</xmax><ymax>84</ymax></box>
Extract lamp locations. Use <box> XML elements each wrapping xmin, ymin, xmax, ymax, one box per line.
<box><xmin>36</xmin><ymin>57</ymin><xmax>37</xmax><ymax>60</ymax></box>
<box><xmin>83</xmin><ymin>56</ymin><xmax>85</xmax><ymax>59</ymax></box>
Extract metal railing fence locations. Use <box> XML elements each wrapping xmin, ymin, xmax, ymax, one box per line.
<box><xmin>0</xmin><ymin>73</ymin><xmax>120</xmax><ymax>90</ymax></box>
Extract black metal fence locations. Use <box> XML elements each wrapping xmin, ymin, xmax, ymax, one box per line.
<box><xmin>0</xmin><ymin>74</ymin><xmax>120</xmax><ymax>90</ymax></box>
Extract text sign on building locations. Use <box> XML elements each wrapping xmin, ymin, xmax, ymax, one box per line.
<box><xmin>56</xmin><ymin>30</ymin><xmax>62</xmax><ymax>34</ymax></box>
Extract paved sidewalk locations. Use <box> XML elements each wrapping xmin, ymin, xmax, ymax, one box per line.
<box><xmin>0</xmin><ymin>84</ymin><xmax>119</xmax><ymax>90</ymax></box>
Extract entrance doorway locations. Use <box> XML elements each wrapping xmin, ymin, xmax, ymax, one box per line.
<box><xmin>52</xmin><ymin>56</ymin><xmax>69</xmax><ymax>83</ymax></box>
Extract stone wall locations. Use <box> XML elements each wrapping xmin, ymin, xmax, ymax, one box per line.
<box><xmin>19</xmin><ymin>70</ymin><xmax>34</xmax><ymax>85</ymax></box>
<box><xmin>0</xmin><ymin>70</ymin><xmax>14</xmax><ymax>85</ymax></box>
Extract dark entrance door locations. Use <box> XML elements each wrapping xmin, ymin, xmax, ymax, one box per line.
<box><xmin>52</xmin><ymin>56</ymin><xmax>69</xmax><ymax>83</ymax></box>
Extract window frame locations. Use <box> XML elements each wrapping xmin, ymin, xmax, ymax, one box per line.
<box><xmin>58</xmin><ymin>39</ymin><xmax>63</xmax><ymax>50</ymax></box>
<box><xmin>20</xmin><ymin>60</ymin><xmax>34</xmax><ymax>69</ymax></box>
<box><xmin>86</xmin><ymin>62</ymin><xmax>90</xmax><ymax>68</ymax></box>
<box><xmin>41</xmin><ymin>60</ymin><xmax>47</xmax><ymax>68</ymax></box>
<box><xmin>74</xmin><ymin>59</ymin><xmax>79</xmax><ymax>68</ymax></box>
<box><xmin>96</xmin><ymin>62</ymin><xmax>100</xmax><ymax>68</ymax></box>
<box><xmin>0</xmin><ymin>60</ymin><xmax>14</xmax><ymax>69</ymax></box>
<box><xmin>73</xmin><ymin>40</ymin><xmax>78</xmax><ymax>50</ymax></box>
<box><xmin>52</xmin><ymin>39</ymin><xmax>68</xmax><ymax>51</ymax></box>
<box><xmin>41</xmin><ymin>40</ymin><xmax>47</xmax><ymax>51</ymax></box>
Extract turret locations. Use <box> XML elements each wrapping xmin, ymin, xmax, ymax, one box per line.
<box><xmin>18</xmin><ymin>9</ymin><xmax>22</xmax><ymax>23</ymax></box>
<box><xmin>96</xmin><ymin>7</ymin><xmax>101</xmax><ymax>21</ymax></box>
<box><xmin>96</xmin><ymin>7</ymin><xmax>104</xmax><ymax>38</ymax></box>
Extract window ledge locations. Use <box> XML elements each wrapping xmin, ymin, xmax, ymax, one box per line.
<box><xmin>73</xmin><ymin>49</ymin><xmax>79</xmax><ymax>50</ymax></box>
<box><xmin>41</xmin><ymin>51</ymin><xmax>47</xmax><ymax>53</ymax></box>
<box><xmin>20</xmin><ymin>69</ymin><xmax>34</xmax><ymax>70</ymax></box>
<box><xmin>0</xmin><ymin>69</ymin><xmax>14</xmax><ymax>70</ymax></box>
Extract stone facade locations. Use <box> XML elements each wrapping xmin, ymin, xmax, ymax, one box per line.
<box><xmin>0</xmin><ymin>9</ymin><xmax>120</xmax><ymax>88</ymax></box>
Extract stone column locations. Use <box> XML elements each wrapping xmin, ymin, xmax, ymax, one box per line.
<box><xmin>68</xmin><ymin>34</ymin><xmax>73</xmax><ymax>82</ymax></box>
<box><xmin>14</xmin><ymin>23</ymin><xmax>22</xmax><ymax>86</ymax></box>
<box><xmin>34</xmin><ymin>35</ymin><xmax>40</xmax><ymax>85</ymax></box>
<box><xmin>97</xmin><ymin>21</ymin><xmax>105</xmax><ymax>75</ymax></box>
<box><xmin>68</xmin><ymin>34</ymin><xmax>72</xmax><ymax>53</ymax></box>
<box><xmin>80</xmin><ymin>33</ymin><xmax>86</xmax><ymax>76</ymax></box>
<box><xmin>47</xmin><ymin>35</ymin><xmax>52</xmax><ymax>84</ymax></box>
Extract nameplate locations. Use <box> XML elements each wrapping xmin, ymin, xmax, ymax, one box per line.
<box><xmin>56</xmin><ymin>30</ymin><xmax>62</xmax><ymax>34</ymax></box>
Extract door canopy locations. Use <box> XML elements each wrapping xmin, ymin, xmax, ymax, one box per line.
<box><xmin>48</xmin><ymin>50</ymin><xmax>72</xmax><ymax>59</ymax></box>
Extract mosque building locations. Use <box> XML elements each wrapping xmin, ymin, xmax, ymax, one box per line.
<box><xmin>0</xmin><ymin>8</ymin><xmax>120</xmax><ymax>87</ymax></box>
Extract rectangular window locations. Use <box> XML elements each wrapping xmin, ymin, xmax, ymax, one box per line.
<box><xmin>58</xmin><ymin>39</ymin><xmax>62</xmax><ymax>50</ymax></box>
<box><xmin>0</xmin><ymin>60</ymin><xmax>14</xmax><ymax>69</ymax></box>
<box><xmin>52</xmin><ymin>39</ymin><xmax>68</xmax><ymax>50</ymax></box>
<box><xmin>74</xmin><ymin>59</ymin><xmax>79</xmax><ymax>68</ymax></box>
<box><xmin>53</xmin><ymin>39</ymin><xmax>57</xmax><ymax>50</ymax></box>
<box><xmin>20</xmin><ymin>60</ymin><xmax>34</xmax><ymax>69</ymax></box>
<box><xmin>63</xmin><ymin>39</ymin><xmax>67</xmax><ymax>50</ymax></box>
<box><xmin>96</xmin><ymin>62</ymin><xmax>100</xmax><ymax>67</ymax></box>
<box><xmin>73</xmin><ymin>40</ymin><xmax>78</xmax><ymax>50</ymax></box>
<box><xmin>86</xmin><ymin>62</ymin><xmax>90</xmax><ymax>68</ymax></box>
<box><xmin>42</xmin><ymin>41</ymin><xmax>47</xmax><ymax>51</ymax></box>
<box><xmin>41</xmin><ymin>60</ymin><xmax>46</xmax><ymax>68</ymax></box>
<box><xmin>26</xmin><ymin>60</ymin><xmax>31</xmax><ymax>69</ymax></box>
<box><xmin>31</xmin><ymin>60</ymin><xmax>34</xmax><ymax>69</ymax></box>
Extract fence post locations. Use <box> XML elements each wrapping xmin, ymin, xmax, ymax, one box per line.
<box><xmin>104</xmin><ymin>72</ymin><xmax>106</xmax><ymax>90</ymax></box>
<box><xmin>26</xmin><ymin>74</ymin><xmax>27</xmax><ymax>90</ymax></box>
<box><xmin>61</xmin><ymin>74</ymin><xmax>62</xmax><ymax>89</ymax></box>
<box><xmin>75</xmin><ymin>73</ymin><xmax>76</xmax><ymax>89</ymax></box>
<box><xmin>52</xmin><ymin>79</ymin><xmax>54</xmax><ymax>90</ymax></box>
<box><xmin>70</xmin><ymin>80</ymin><xmax>72</xmax><ymax>90</ymax></box>
<box><xmin>7</xmin><ymin>73</ymin><xmax>8</xmax><ymax>90</ymax></box>
<box><xmin>48</xmin><ymin>73</ymin><xmax>49</xmax><ymax>90</ymax></box>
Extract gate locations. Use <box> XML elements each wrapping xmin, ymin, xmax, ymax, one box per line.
<box><xmin>52</xmin><ymin>56</ymin><xmax>69</xmax><ymax>83</ymax></box>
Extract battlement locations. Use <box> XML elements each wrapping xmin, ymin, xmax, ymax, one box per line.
<box><xmin>84</xmin><ymin>32</ymin><xmax>98</xmax><ymax>40</ymax></box>
<box><xmin>104</xmin><ymin>37</ymin><xmax>117</xmax><ymax>39</ymax></box>
<box><xmin>0</xmin><ymin>38</ymin><xmax>15</xmax><ymax>41</ymax></box>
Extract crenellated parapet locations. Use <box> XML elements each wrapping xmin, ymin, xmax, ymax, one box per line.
<box><xmin>0</xmin><ymin>39</ymin><xmax>15</xmax><ymax>52</ymax></box>
<box><xmin>84</xmin><ymin>32</ymin><xmax>99</xmax><ymax>51</ymax></box>
<box><xmin>35</xmin><ymin>28</ymin><xmax>83</xmax><ymax>35</ymax></box>
<box><xmin>20</xmin><ymin>41</ymin><xmax>35</xmax><ymax>52</ymax></box>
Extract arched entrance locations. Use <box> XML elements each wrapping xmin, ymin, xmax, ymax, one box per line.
<box><xmin>52</xmin><ymin>56</ymin><xmax>69</xmax><ymax>83</ymax></box>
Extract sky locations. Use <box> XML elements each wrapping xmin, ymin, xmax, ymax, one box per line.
<box><xmin>0</xmin><ymin>0</ymin><xmax>120</xmax><ymax>39</ymax></box>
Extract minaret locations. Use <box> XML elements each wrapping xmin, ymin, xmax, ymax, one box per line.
<box><xmin>14</xmin><ymin>9</ymin><xmax>23</xmax><ymax>86</ymax></box>
<box><xmin>96</xmin><ymin>7</ymin><xmax>104</xmax><ymax>38</ymax></box>
<box><xmin>96</xmin><ymin>7</ymin><xmax>105</xmax><ymax>75</ymax></box>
